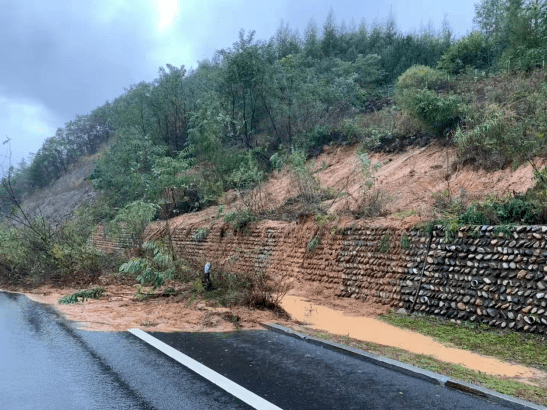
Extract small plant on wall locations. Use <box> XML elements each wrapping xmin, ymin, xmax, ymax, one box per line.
<box><xmin>192</xmin><ymin>228</ymin><xmax>209</xmax><ymax>242</ymax></box>
<box><xmin>224</xmin><ymin>208</ymin><xmax>253</xmax><ymax>232</ymax></box>
<box><xmin>400</xmin><ymin>234</ymin><xmax>410</xmax><ymax>249</ymax></box>
<box><xmin>379</xmin><ymin>234</ymin><xmax>390</xmax><ymax>253</ymax></box>
<box><xmin>307</xmin><ymin>235</ymin><xmax>320</xmax><ymax>252</ymax></box>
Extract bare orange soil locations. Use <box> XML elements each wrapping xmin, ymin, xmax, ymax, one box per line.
<box><xmin>21</xmin><ymin>283</ymin><xmax>288</xmax><ymax>332</ymax></box>
<box><xmin>156</xmin><ymin>143</ymin><xmax>542</xmax><ymax>233</ymax></box>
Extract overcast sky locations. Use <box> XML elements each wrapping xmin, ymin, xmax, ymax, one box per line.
<box><xmin>0</xmin><ymin>0</ymin><xmax>477</xmax><ymax>172</ymax></box>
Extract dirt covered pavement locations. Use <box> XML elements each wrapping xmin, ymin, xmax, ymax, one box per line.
<box><xmin>19</xmin><ymin>282</ymin><xmax>288</xmax><ymax>332</ymax></box>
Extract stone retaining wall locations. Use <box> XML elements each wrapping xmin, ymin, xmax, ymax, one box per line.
<box><xmin>91</xmin><ymin>225</ymin><xmax>136</xmax><ymax>254</ymax></box>
<box><xmin>166</xmin><ymin>221</ymin><xmax>344</xmax><ymax>295</ymax></box>
<box><xmin>336</xmin><ymin>226</ymin><xmax>408</xmax><ymax>307</ymax></box>
<box><xmin>148</xmin><ymin>220</ymin><xmax>405</xmax><ymax>307</ymax></box>
<box><xmin>95</xmin><ymin>218</ymin><xmax>547</xmax><ymax>334</ymax></box>
<box><xmin>402</xmin><ymin>225</ymin><xmax>547</xmax><ymax>334</ymax></box>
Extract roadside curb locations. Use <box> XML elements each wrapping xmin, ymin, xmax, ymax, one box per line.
<box><xmin>260</xmin><ymin>323</ymin><xmax>545</xmax><ymax>410</ymax></box>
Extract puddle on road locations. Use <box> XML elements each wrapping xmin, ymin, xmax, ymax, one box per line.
<box><xmin>281</xmin><ymin>295</ymin><xmax>542</xmax><ymax>379</ymax></box>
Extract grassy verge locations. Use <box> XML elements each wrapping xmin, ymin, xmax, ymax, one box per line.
<box><xmin>288</xmin><ymin>324</ymin><xmax>547</xmax><ymax>406</ymax></box>
<box><xmin>380</xmin><ymin>313</ymin><xmax>547</xmax><ymax>371</ymax></box>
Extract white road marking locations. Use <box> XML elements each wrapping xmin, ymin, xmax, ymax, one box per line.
<box><xmin>128</xmin><ymin>328</ymin><xmax>282</xmax><ymax>410</ymax></box>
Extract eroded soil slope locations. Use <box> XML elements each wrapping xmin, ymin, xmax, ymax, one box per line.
<box><xmin>159</xmin><ymin>142</ymin><xmax>540</xmax><ymax>233</ymax></box>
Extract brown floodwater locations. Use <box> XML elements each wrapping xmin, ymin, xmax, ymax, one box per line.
<box><xmin>281</xmin><ymin>295</ymin><xmax>543</xmax><ymax>380</ymax></box>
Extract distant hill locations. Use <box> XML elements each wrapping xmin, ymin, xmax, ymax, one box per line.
<box><xmin>21</xmin><ymin>154</ymin><xmax>98</xmax><ymax>225</ymax></box>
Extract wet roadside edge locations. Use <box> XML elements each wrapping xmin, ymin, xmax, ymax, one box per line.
<box><xmin>260</xmin><ymin>323</ymin><xmax>546</xmax><ymax>410</ymax></box>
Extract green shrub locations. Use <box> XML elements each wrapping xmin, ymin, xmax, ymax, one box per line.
<box><xmin>109</xmin><ymin>200</ymin><xmax>159</xmax><ymax>248</ymax></box>
<box><xmin>453</xmin><ymin>106</ymin><xmax>507</xmax><ymax>154</ymax></box>
<box><xmin>0</xmin><ymin>216</ymin><xmax>64</xmax><ymax>282</ymax></box>
<box><xmin>336</xmin><ymin>118</ymin><xmax>364</xmax><ymax>142</ymax></box>
<box><xmin>437</xmin><ymin>32</ymin><xmax>492</xmax><ymax>75</ymax></box>
<box><xmin>215</xmin><ymin>205</ymin><xmax>225</xmax><ymax>219</ymax></box>
<box><xmin>400</xmin><ymin>234</ymin><xmax>410</xmax><ymax>249</ymax></box>
<box><xmin>350</xmin><ymin>151</ymin><xmax>388</xmax><ymax>218</ymax></box>
<box><xmin>0</xmin><ymin>199</ymin><xmax>115</xmax><ymax>284</ymax></box>
<box><xmin>224</xmin><ymin>208</ymin><xmax>252</xmax><ymax>231</ymax></box>
<box><xmin>494</xmin><ymin>225</ymin><xmax>514</xmax><ymax>238</ymax></box>
<box><xmin>395</xmin><ymin>65</ymin><xmax>459</xmax><ymax>136</ymax></box>
<box><xmin>379</xmin><ymin>234</ymin><xmax>390</xmax><ymax>253</ymax></box>
<box><xmin>453</xmin><ymin>98</ymin><xmax>546</xmax><ymax>169</ymax></box>
<box><xmin>396</xmin><ymin>65</ymin><xmax>446</xmax><ymax>93</ymax></box>
<box><xmin>269</xmin><ymin>152</ymin><xmax>285</xmax><ymax>171</ymax></box>
<box><xmin>457</xmin><ymin>203</ymin><xmax>491</xmax><ymax>225</ymax></box>
<box><xmin>192</xmin><ymin>228</ymin><xmax>209</xmax><ymax>242</ymax></box>
<box><xmin>284</xmin><ymin>149</ymin><xmax>323</xmax><ymax>209</ymax></box>
<box><xmin>59</xmin><ymin>287</ymin><xmax>105</xmax><ymax>304</ymax></box>
<box><xmin>457</xmin><ymin>195</ymin><xmax>547</xmax><ymax>226</ymax></box>
<box><xmin>400</xmin><ymin>89</ymin><xmax>461</xmax><ymax>136</ymax></box>
<box><xmin>228</xmin><ymin>150</ymin><xmax>265</xmax><ymax>191</ymax></box>
<box><xmin>353</xmin><ymin>108</ymin><xmax>426</xmax><ymax>148</ymax></box>
<box><xmin>499</xmin><ymin>45</ymin><xmax>547</xmax><ymax>73</ymax></box>
<box><xmin>119</xmin><ymin>240</ymin><xmax>175</xmax><ymax>288</ymax></box>
<box><xmin>300</xmin><ymin>125</ymin><xmax>332</xmax><ymax>150</ymax></box>
<box><xmin>307</xmin><ymin>235</ymin><xmax>320</xmax><ymax>252</ymax></box>
<box><xmin>431</xmin><ymin>188</ymin><xmax>469</xmax><ymax>220</ymax></box>
<box><xmin>315</xmin><ymin>212</ymin><xmax>335</xmax><ymax>227</ymax></box>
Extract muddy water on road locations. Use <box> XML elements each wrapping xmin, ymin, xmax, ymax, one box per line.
<box><xmin>281</xmin><ymin>295</ymin><xmax>543</xmax><ymax>380</ymax></box>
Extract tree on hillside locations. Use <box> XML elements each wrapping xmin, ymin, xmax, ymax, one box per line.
<box><xmin>473</xmin><ymin>0</ymin><xmax>547</xmax><ymax>69</ymax></box>
<box><xmin>321</xmin><ymin>9</ymin><xmax>339</xmax><ymax>57</ymax></box>
<box><xmin>474</xmin><ymin>0</ymin><xmax>509</xmax><ymax>40</ymax></box>
<box><xmin>150</xmin><ymin>64</ymin><xmax>189</xmax><ymax>152</ymax></box>
<box><xmin>274</xmin><ymin>20</ymin><xmax>301</xmax><ymax>59</ymax></box>
<box><xmin>108</xmin><ymin>82</ymin><xmax>154</xmax><ymax>138</ymax></box>
<box><xmin>217</xmin><ymin>30</ymin><xmax>272</xmax><ymax>150</ymax></box>
<box><xmin>303</xmin><ymin>19</ymin><xmax>321</xmax><ymax>59</ymax></box>
<box><xmin>90</xmin><ymin>129</ymin><xmax>166</xmax><ymax>204</ymax></box>
<box><xmin>437</xmin><ymin>31</ymin><xmax>493</xmax><ymax>73</ymax></box>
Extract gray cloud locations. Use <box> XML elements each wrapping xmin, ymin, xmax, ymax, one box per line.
<box><xmin>0</xmin><ymin>0</ymin><xmax>475</xmax><ymax>169</ymax></box>
<box><xmin>0</xmin><ymin>1</ymin><xmax>159</xmax><ymax>118</ymax></box>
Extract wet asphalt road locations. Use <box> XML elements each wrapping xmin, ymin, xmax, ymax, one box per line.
<box><xmin>1</xmin><ymin>291</ymin><xmax>516</xmax><ymax>409</ymax></box>
<box><xmin>0</xmin><ymin>292</ymin><xmax>249</xmax><ymax>410</ymax></box>
<box><xmin>152</xmin><ymin>331</ymin><xmax>516</xmax><ymax>410</ymax></box>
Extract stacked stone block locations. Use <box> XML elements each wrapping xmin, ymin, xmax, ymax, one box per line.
<box><xmin>165</xmin><ymin>222</ymin><xmax>344</xmax><ymax>291</ymax></box>
<box><xmin>91</xmin><ymin>225</ymin><xmax>136</xmax><ymax>254</ymax></box>
<box><xmin>402</xmin><ymin>225</ymin><xmax>547</xmax><ymax>334</ymax></box>
<box><xmin>337</xmin><ymin>226</ymin><xmax>409</xmax><ymax>307</ymax></box>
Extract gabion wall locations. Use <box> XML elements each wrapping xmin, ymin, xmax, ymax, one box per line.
<box><xmin>402</xmin><ymin>225</ymin><xmax>547</xmax><ymax>333</ymax></box>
